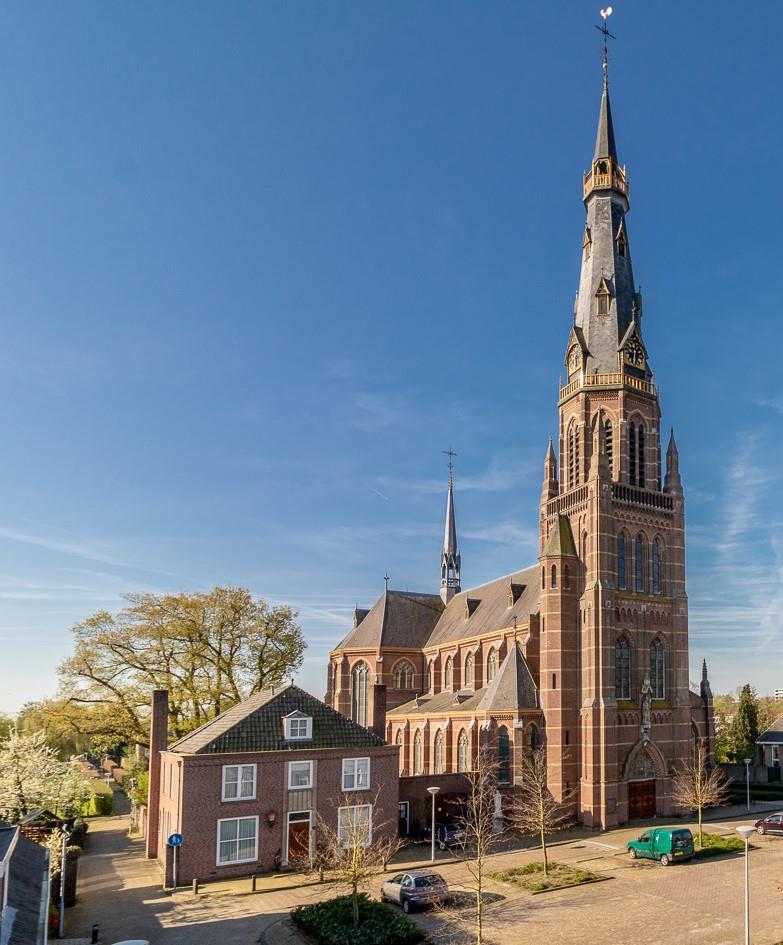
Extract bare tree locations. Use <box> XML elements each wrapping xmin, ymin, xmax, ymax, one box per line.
<box><xmin>509</xmin><ymin>747</ymin><xmax>571</xmax><ymax>876</ymax></box>
<box><xmin>672</xmin><ymin>741</ymin><xmax>731</xmax><ymax>848</ymax></box>
<box><xmin>376</xmin><ymin>831</ymin><xmax>407</xmax><ymax>872</ymax></box>
<box><xmin>315</xmin><ymin>790</ymin><xmax>395</xmax><ymax>926</ymax></box>
<box><xmin>452</xmin><ymin>747</ymin><xmax>505</xmax><ymax>945</ymax></box>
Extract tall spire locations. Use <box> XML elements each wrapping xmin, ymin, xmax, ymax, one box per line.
<box><xmin>440</xmin><ymin>449</ymin><xmax>461</xmax><ymax>604</ymax></box>
<box><xmin>593</xmin><ymin>80</ymin><xmax>618</xmax><ymax>163</ymax></box>
<box><xmin>664</xmin><ymin>429</ymin><xmax>682</xmax><ymax>494</ymax></box>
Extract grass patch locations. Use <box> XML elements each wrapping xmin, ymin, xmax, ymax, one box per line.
<box><xmin>694</xmin><ymin>833</ymin><xmax>746</xmax><ymax>858</ymax></box>
<box><xmin>291</xmin><ymin>894</ymin><xmax>424</xmax><ymax>945</ymax></box>
<box><xmin>488</xmin><ymin>861</ymin><xmax>600</xmax><ymax>893</ymax></box>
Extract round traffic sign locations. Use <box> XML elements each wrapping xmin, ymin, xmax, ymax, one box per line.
<box><xmin>167</xmin><ymin>833</ymin><xmax>183</xmax><ymax>847</ymax></box>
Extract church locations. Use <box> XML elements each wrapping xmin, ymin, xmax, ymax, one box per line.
<box><xmin>325</xmin><ymin>60</ymin><xmax>715</xmax><ymax>832</ymax></box>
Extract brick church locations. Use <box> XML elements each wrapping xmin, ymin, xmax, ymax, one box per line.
<box><xmin>325</xmin><ymin>66</ymin><xmax>715</xmax><ymax>831</ymax></box>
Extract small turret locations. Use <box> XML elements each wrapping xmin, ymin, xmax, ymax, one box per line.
<box><xmin>541</xmin><ymin>438</ymin><xmax>559</xmax><ymax>501</ymax></box>
<box><xmin>664</xmin><ymin>429</ymin><xmax>682</xmax><ymax>495</ymax></box>
<box><xmin>700</xmin><ymin>659</ymin><xmax>713</xmax><ymax>703</ymax></box>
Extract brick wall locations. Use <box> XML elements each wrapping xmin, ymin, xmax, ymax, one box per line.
<box><xmin>159</xmin><ymin>745</ymin><xmax>398</xmax><ymax>884</ymax></box>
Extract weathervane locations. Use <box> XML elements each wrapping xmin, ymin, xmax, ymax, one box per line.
<box><xmin>384</xmin><ymin>572</ymin><xmax>390</xmax><ymax>591</ymax></box>
<box><xmin>444</xmin><ymin>447</ymin><xmax>457</xmax><ymax>483</ymax></box>
<box><xmin>595</xmin><ymin>7</ymin><xmax>615</xmax><ymax>82</ymax></box>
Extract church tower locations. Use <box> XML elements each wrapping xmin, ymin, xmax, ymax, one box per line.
<box><xmin>539</xmin><ymin>55</ymin><xmax>708</xmax><ymax>828</ymax></box>
<box><xmin>440</xmin><ymin>451</ymin><xmax>461</xmax><ymax>604</ymax></box>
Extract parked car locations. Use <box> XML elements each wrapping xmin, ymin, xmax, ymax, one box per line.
<box><xmin>380</xmin><ymin>869</ymin><xmax>449</xmax><ymax>913</ymax></box>
<box><xmin>754</xmin><ymin>813</ymin><xmax>783</xmax><ymax>835</ymax></box>
<box><xmin>422</xmin><ymin>822</ymin><xmax>467</xmax><ymax>850</ymax></box>
<box><xmin>627</xmin><ymin>828</ymin><xmax>694</xmax><ymax>866</ymax></box>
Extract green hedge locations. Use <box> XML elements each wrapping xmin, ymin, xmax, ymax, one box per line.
<box><xmin>291</xmin><ymin>895</ymin><xmax>424</xmax><ymax>945</ymax></box>
<box><xmin>695</xmin><ymin>833</ymin><xmax>746</xmax><ymax>858</ymax></box>
<box><xmin>81</xmin><ymin>783</ymin><xmax>113</xmax><ymax>816</ymax></box>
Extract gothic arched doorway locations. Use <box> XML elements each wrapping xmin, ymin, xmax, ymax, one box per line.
<box><xmin>625</xmin><ymin>743</ymin><xmax>664</xmax><ymax>820</ymax></box>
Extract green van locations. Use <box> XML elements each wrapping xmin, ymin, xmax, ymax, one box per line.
<box><xmin>627</xmin><ymin>828</ymin><xmax>695</xmax><ymax>866</ymax></box>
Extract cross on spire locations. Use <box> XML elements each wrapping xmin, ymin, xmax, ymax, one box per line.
<box><xmin>595</xmin><ymin>7</ymin><xmax>616</xmax><ymax>84</ymax></box>
<box><xmin>444</xmin><ymin>447</ymin><xmax>457</xmax><ymax>483</ymax></box>
<box><xmin>383</xmin><ymin>572</ymin><xmax>390</xmax><ymax>591</ymax></box>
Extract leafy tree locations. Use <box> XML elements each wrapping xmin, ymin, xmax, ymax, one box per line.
<box><xmin>728</xmin><ymin>684</ymin><xmax>760</xmax><ymax>763</ymax></box>
<box><xmin>0</xmin><ymin>714</ymin><xmax>12</xmax><ymax>741</ymax></box>
<box><xmin>672</xmin><ymin>741</ymin><xmax>731</xmax><ymax>847</ymax></box>
<box><xmin>57</xmin><ymin>587</ymin><xmax>305</xmax><ymax>746</ymax></box>
<box><xmin>509</xmin><ymin>747</ymin><xmax>571</xmax><ymax>875</ymax></box>
<box><xmin>0</xmin><ymin>729</ymin><xmax>92</xmax><ymax>822</ymax></box>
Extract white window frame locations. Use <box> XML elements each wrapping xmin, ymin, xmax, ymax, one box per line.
<box><xmin>337</xmin><ymin>803</ymin><xmax>373</xmax><ymax>847</ymax></box>
<box><xmin>288</xmin><ymin>760</ymin><xmax>314</xmax><ymax>790</ymax></box>
<box><xmin>221</xmin><ymin>763</ymin><xmax>257</xmax><ymax>802</ymax></box>
<box><xmin>284</xmin><ymin>715</ymin><xmax>313</xmax><ymax>741</ymax></box>
<box><xmin>216</xmin><ymin>815</ymin><xmax>259</xmax><ymax>866</ymax></box>
<box><xmin>342</xmin><ymin>757</ymin><xmax>370</xmax><ymax>792</ymax></box>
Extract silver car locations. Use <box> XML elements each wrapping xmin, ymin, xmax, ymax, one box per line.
<box><xmin>380</xmin><ymin>869</ymin><xmax>449</xmax><ymax>913</ymax></box>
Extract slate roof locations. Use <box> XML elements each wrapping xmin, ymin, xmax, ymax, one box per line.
<box><xmin>542</xmin><ymin>516</ymin><xmax>576</xmax><ymax>558</ymax></box>
<box><xmin>388</xmin><ymin>644</ymin><xmax>539</xmax><ymax>717</ymax></box>
<box><xmin>0</xmin><ymin>821</ymin><xmax>15</xmax><ymax>859</ymax></box>
<box><xmin>476</xmin><ymin>643</ymin><xmax>538</xmax><ymax>712</ymax></box>
<box><xmin>425</xmin><ymin>565</ymin><xmax>540</xmax><ymax>648</ymax></box>
<box><xmin>335</xmin><ymin>590</ymin><xmax>443</xmax><ymax>650</ymax></box>
<box><xmin>2</xmin><ymin>827</ymin><xmax>49</xmax><ymax>945</ymax></box>
<box><xmin>167</xmin><ymin>684</ymin><xmax>387</xmax><ymax>755</ymax></box>
<box><xmin>757</xmin><ymin>715</ymin><xmax>783</xmax><ymax>745</ymax></box>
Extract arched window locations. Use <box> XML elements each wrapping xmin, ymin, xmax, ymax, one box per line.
<box><xmin>457</xmin><ymin>729</ymin><xmax>469</xmax><ymax>772</ymax></box>
<box><xmin>564</xmin><ymin>564</ymin><xmax>571</xmax><ymax>589</ymax></box>
<box><xmin>464</xmin><ymin>653</ymin><xmax>474</xmax><ymax>688</ymax></box>
<box><xmin>629</xmin><ymin>422</ymin><xmax>637</xmax><ymax>485</ymax></box>
<box><xmin>652</xmin><ymin>540</ymin><xmax>661</xmax><ymax>595</ymax></box>
<box><xmin>498</xmin><ymin>726</ymin><xmax>511</xmax><ymax>783</ymax></box>
<box><xmin>605</xmin><ymin>419</ymin><xmax>613</xmax><ymax>474</ymax></box>
<box><xmin>396</xmin><ymin>730</ymin><xmax>404</xmax><ymax>775</ymax></box>
<box><xmin>638</xmin><ymin>425</ymin><xmax>646</xmax><ymax>489</ymax></box>
<box><xmin>541</xmin><ymin>567</ymin><xmax>545</xmax><ymax>590</ymax></box>
<box><xmin>351</xmin><ymin>661</ymin><xmax>369</xmax><ymax>727</ymax></box>
<box><xmin>393</xmin><ymin>660</ymin><xmax>414</xmax><ymax>690</ymax></box>
<box><xmin>568</xmin><ymin>426</ymin><xmax>581</xmax><ymax>488</ymax></box>
<box><xmin>617</xmin><ymin>533</ymin><xmax>627</xmax><ymax>590</ymax></box>
<box><xmin>650</xmin><ymin>639</ymin><xmax>665</xmax><ymax>699</ymax></box>
<box><xmin>434</xmin><ymin>730</ymin><xmax>445</xmax><ymax>774</ymax></box>
<box><xmin>413</xmin><ymin>730</ymin><xmax>423</xmax><ymax>775</ymax></box>
<box><xmin>444</xmin><ymin>655</ymin><xmax>453</xmax><ymax>690</ymax></box>
<box><xmin>530</xmin><ymin>724</ymin><xmax>539</xmax><ymax>751</ymax></box>
<box><xmin>635</xmin><ymin>535</ymin><xmax>645</xmax><ymax>592</ymax></box>
<box><xmin>487</xmin><ymin>648</ymin><xmax>497</xmax><ymax>683</ymax></box>
<box><xmin>615</xmin><ymin>637</ymin><xmax>630</xmax><ymax>700</ymax></box>
<box><xmin>551</xmin><ymin>564</ymin><xmax>557</xmax><ymax>589</ymax></box>
<box><xmin>426</xmin><ymin>660</ymin><xmax>434</xmax><ymax>692</ymax></box>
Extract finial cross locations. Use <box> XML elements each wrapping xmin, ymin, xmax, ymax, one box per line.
<box><xmin>595</xmin><ymin>7</ymin><xmax>616</xmax><ymax>79</ymax></box>
<box><xmin>384</xmin><ymin>572</ymin><xmax>390</xmax><ymax>591</ymax></box>
<box><xmin>444</xmin><ymin>447</ymin><xmax>457</xmax><ymax>481</ymax></box>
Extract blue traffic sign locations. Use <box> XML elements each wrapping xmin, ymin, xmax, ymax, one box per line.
<box><xmin>167</xmin><ymin>833</ymin><xmax>183</xmax><ymax>847</ymax></box>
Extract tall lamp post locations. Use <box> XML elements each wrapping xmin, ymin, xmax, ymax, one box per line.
<box><xmin>427</xmin><ymin>786</ymin><xmax>440</xmax><ymax>863</ymax></box>
<box><xmin>736</xmin><ymin>825</ymin><xmax>755</xmax><ymax>945</ymax></box>
<box><xmin>744</xmin><ymin>757</ymin><xmax>752</xmax><ymax>813</ymax></box>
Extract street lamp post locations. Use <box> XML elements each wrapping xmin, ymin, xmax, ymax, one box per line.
<box><xmin>744</xmin><ymin>758</ymin><xmax>752</xmax><ymax>813</ymax></box>
<box><xmin>736</xmin><ymin>825</ymin><xmax>755</xmax><ymax>945</ymax></box>
<box><xmin>426</xmin><ymin>787</ymin><xmax>440</xmax><ymax>863</ymax></box>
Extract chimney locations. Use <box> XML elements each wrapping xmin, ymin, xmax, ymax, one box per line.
<box><xmin>145</xmin><ymin>689</ymin><xmax>169</xmax><ymax>859</ymax></box>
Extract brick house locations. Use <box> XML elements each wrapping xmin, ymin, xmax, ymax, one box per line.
<box><xmin>145</xmin><ymin>685</ymin><xmax>399</xmax><ymax>885</ymax></box>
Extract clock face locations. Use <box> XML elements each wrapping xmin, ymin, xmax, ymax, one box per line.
<box><xmin>568</xmin><ymin>346</ymin><xmax>581</xmax><ymax>372</ymax></box>
<box><xmin>623</xmin><ymin>341</ymin><xmax>645</xmax><ymax>367</ymax></box>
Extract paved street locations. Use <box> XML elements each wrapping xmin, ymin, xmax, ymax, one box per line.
<box><xmin>68</xmin><ymin>811</ymin><xmax>783</xmax><ymax>945</ymax></box>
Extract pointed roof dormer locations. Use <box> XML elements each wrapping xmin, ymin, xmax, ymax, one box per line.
<box><xmin>440</xmin><ymin>451</ymin><xmax>461</xmax><ymax>603</ymax></box>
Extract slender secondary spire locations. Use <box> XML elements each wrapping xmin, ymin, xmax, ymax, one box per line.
<box><xmin>593</xmin><ymin>80</ymin><xmax>618</xmax><ymax>162</ymax></box>
<box><xmin>440</xmin><ymin>448</ymin><xmax>461</xmax><ymax>603</ymax></box>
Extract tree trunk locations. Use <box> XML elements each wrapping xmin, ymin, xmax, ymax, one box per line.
<box><xmin>541</xmin><ymin>828</ymin><xmax>548</xmax><ymax>876</ymax></box>
<box><xmin>698</xmin><ymin>805</ymin><xmax>703</xmax><ymax>849</ymax></box>
<box><xmin>352</xmin><ymin>883</ymin><xmax>359</xmax><ymax>926</ymax></box>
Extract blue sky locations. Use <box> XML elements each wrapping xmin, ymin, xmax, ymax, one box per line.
<box><xmin>1</xmin><ymin>2</ymin><xmax>782</xmax><ymax>713</ymax></box>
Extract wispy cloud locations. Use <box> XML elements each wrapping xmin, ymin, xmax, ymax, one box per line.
<box><xmin>351</xmin><ymin>393</ymin><xmax>404</xmax><ymax>432</ymax></box>
<box><xmin>0</xmin><ymin>526</ymin><xmax>124</xmax><ymax>566</ymax></box>
<box><xmin>755</xmin><ymin>396</ymin><xmax>783</xmax><ymax>415</ymax></box>
<box><xmin>379</xmin><ymin>456</ymin><xmax>536</xmax><ymax>496</ymax></box>
<box><xmin>462</xmin><ymin>520</ymin><xmax>538</xmax><ymax>548</ymax></box>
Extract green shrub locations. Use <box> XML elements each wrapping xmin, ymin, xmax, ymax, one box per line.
<box><xmin>291</xmin><ymin>894</ymin><xmax>424</xmax><ymax>945</ymax></box>
<box><xmin>695</xmin><ymin>833</ymin><xmax>746</xmax><ymax>858</ymax></box>
<box><xmin>489</xmin><ymin>861</ymin><xmax>599</xmax><ymax>892</ymax></box>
